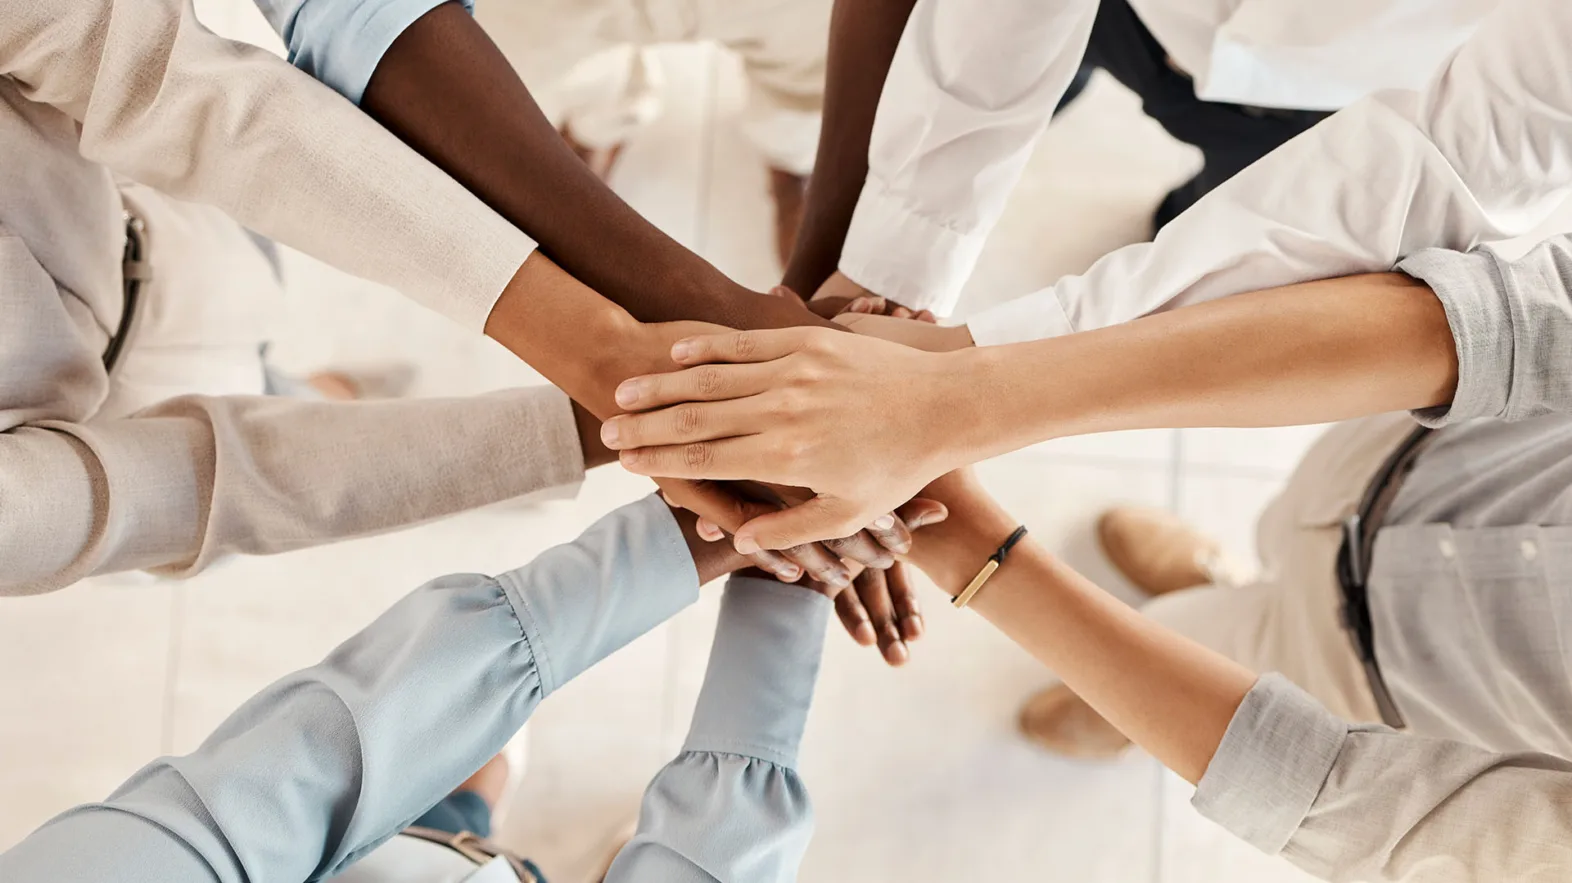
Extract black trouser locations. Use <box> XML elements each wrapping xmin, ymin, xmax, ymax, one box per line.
<box><xmin>1060</xmin><ymin>0</ymin><xmax>1330</xmax><ymax>230</ymax></box>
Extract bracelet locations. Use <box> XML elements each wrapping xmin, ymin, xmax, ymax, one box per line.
<box><xmin>952</xmin><ymin>525</ymin><xmax>1028</xmax><ymax>609</ymax></box>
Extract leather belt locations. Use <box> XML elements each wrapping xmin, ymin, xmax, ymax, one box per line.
<box><xmin>1335</xmin><ymin>424</ymin><xmax>1434</xmax><ymax>728</ymax></box>
<box><xmin>103</xmin><ymin>210</ymin><xmax>150</xmax><ymax>374</ymax></box>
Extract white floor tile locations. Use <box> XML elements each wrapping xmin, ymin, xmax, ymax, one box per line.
<box><xmin>0</xmin><ymin>582</ymin><xmax>177</xmax><ymax>849</ymax></box>
<box><xmin>1158</xmin><ymin>770</ymin><xmax>1318</xmax><ymax>883</ymax></box>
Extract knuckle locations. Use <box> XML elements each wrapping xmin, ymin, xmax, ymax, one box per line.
<box><xmin>694</xmin><ymin>366</ymin><xmax>726</xmax><ymax>397</ymax></box>
<box><xmin>732</xmin><ymin>332</ymin><xmax>758</xmax><ymax>359</ymax></box>
<box><xmin>683</xmin><ymin>441</ymin><xmax>714</xmax><ymax>469</ymax></box>
<box><xmin>672</xmin><ymin>403</ymin><xmax>703</xmax><ymax>436</ymax></box>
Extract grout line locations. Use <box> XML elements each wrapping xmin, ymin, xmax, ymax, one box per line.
<box><xmin>159</xmin><ymin>585</ymin><xmax>188</xmax><ymax>756</ymax></box>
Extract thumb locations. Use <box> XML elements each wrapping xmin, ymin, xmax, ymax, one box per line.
<box><xmin>769</xmin><ymin>284</ymin><xmax>804</xmax><ymax>301</ymax></box>
<box><xmin>735</xmin><ymin>495</ymin><xmax>866</xmax><ymax>553</ymax></box>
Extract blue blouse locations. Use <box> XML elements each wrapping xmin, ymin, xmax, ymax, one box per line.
<box><xmin>0</xmin><ymin>496</ymin><xmax>827</xmax><ymax>882</ymax></box>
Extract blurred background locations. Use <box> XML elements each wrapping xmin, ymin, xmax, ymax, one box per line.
<box><xmin>3</xmin><ymin>2</ymin><xmax>1379</xmax><ymax>880</ymax></box>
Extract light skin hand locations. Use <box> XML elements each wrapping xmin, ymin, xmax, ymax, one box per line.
<box><xmin>486</xmin><ymin>253</ymin><xmax>904</xmax><ymax>584</ymax></box>
<box><xmin>601</xmin><ymin>327</ymin><xmax>986</xmax><ymax>553</ymax></box>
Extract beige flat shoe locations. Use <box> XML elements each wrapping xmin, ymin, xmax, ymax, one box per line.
<box><xmin>1097</xmin><ymin>506</ymin><xmax>1243</xmax><ymax>596</ymax></box>
<box><xmin>1018</xmin><ymin>683</ymin><xmax>1131</xmax><ymax>759</ymax></box>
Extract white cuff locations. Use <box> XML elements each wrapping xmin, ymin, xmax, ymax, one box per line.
<box><xmin>965</xmin><ymin>288</ymin><xmax>1076</xmax><ymax>346</ymax></box>
<box><xmin>838</xmin><ymin>179</ymin><xmax>987</xmax><ymax>316</ymax></box>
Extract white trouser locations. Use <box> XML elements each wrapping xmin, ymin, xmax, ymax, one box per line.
<box><xmin>1143</xmin><ymin>413</ymin><xmax>1419</xmax><ymax>724</ymax></box>
<box><xmin>476</xmin><ymin>0</ymin><xmax>831</xmax><ymax>175</ymax></box>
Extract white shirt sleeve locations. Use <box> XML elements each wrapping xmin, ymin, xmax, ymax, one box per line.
<box><xmin>836</xmin><ymin>0</ymin><xmax>1099</xmax><ymax>316</ymax></box>
<box><xmin>967</xmin><ymin>0</ymin><xmax>1572</xmax><ymax>346</ymax></box>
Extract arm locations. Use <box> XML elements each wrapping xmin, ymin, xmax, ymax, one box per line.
<box><xmin>962</xmin><ymin>0</ymin><xmax>1572</xmax><ymax>346</ymax></box>
<box><xmin>0</xmin><ymin>233</ymin><xmax>600</xmax><ymax>596</ymax></box>
<box><xmin>779</xmin><ymin>0</ymin><xmax>917</xmax><ymax>298</ymax></box>
<box><xmin>4</xmin><ymin>0</ymin><xmax>532</xmax><ymax>331</ymax></box>
<box><xmin>606</xmin><ymin>577</ymin><xmax>829</xmax><ymax>882</ymax></box>
<box><xmin>911</xmin><ymin>472</ymin><xmax>1572</xmax><ymax>882</ymax></box>
<box><xmin>595</xmin><ymin>272</ymin><xmax>1457</xmax><ymax>550</ymax></box>
<box><xmin>0</xmin><ymin>495</ymin><xmax>745</xmax><ymax>882</ymax></box>
<box><xmin>785</xmin><ymin>0</ymin><xmax>1098</xmax><ymax>314</ymax></box>
<box><xmin>257</xmin><ymin>0</ymin><xmax>834</xmax><ymax>331</ymax></box>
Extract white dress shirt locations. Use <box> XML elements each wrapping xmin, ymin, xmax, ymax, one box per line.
<box><xmin>839</xmin><ymin>0</ymin><xmax>1508</xmax><ymax>316</ymax></box>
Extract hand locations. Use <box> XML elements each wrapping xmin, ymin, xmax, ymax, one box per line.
<box><xmin>601</xmin><ymin>327</ymin><xmax>985</xmax><ymax>552</ymax></box>
<box><xmin>800</xmin><ymin>271</ymin><xmax>936</xmax><ymax>322</ymax></box>
<box><xmin>835</xmin><ymin>311</ymin><xmax>974</xmax><ymax>352</ymax></box>
<box><xmin>694</xmin><ymin>498</ymin><xmax>950</xmax><ymax>666</ymax></box>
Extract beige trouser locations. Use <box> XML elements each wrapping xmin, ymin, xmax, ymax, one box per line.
<box><xmin>476</xmin><ymin>0</ymin><xmax>832</xmax><ymax>175</ymax></box>
<box><xmin>1142</xmin><ymin>413</ymin><xmax>1421</xmax><ymax>724</ymax></box>
<box><xmin>95</xmin><ymin>182</ymin><xmax>282</xmax><ymax>421</ymax></box>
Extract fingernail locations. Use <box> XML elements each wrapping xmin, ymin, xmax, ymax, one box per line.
<box><xmin>735</xmin><ymin>535</ymin><xmax>760</xmax><ymax>555</ymax></box>
<box><xmin>885</xmin><ymin>640</ymin><xmax>909</xmax><ymax>666</ymax></box>
<box><xmin>873</xmin><ymin>514</ymin><xmax>896</xmax><ymax>530</ymax></box>
<box><xmin>891</xmin><ymin>540</ymin><xmax>911</xmax><ymax>555</ymax></box>
<box><xmin>614</xmin><ymin>380</ymin><xmax>642</xmax><ymax>408</ymax></box>
<box><xmin>769</xmin><ymin>286</ymin><xmax>791</xmax><ymax>298</ymax></box>
<box><xmin>855</xmin><ymin>622</ymin><xmax>876</xmax><ymax>646</ymax></box>
<box><xmin>599</xmin><ymin>421</ymin><xmax>620</xmax><ymax>446</ymax></box>
<box><xmin>778</xmin><ymin>564</ymin><xmax>802</xmax><ymax>581</ymax></box>
<box><xmin>871</xmin><ymin>553</ymin><xmax>895</xmax><ymax>570</ymax></box>
<box><xmin>904</xmin><ymin>614</ymin><xmax>925</xmax><ymax>640</ymax></box>
<box><xmin>671</xmin><ymin>339</ymin><xmax>695</xmax><ymax>362</ymax></box>
<box><xmin>829</xmin><ymin>568</ymin><xmax>851</xmax><ymax>589</ymax></box>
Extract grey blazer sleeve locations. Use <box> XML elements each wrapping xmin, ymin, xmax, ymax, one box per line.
<box><xmin>0</xmin><ymin>495</ymin><xmax>699</xmax><ymax>883</ymax></box>
<box><xmin>605</xmin><ymin>576</ymin><xmax>830</xmax><ymax>882</ymax></box>
<box><xmin>1399</xmin><ymin>235</ymin><xmax>1572</xmax><ymax>426</ymax></box>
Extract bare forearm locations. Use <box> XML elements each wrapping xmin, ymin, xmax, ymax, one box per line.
<box><xmin>953</xmin><ymin>272</ymin><xmax>1459</xmax><ymax>462</ymax></box>
<box><xmin>782</xmin><ymin>0</ymin><xmax>918</xmax><ymax>295</ymax></box>
<box><xmin>909</xmin><ymin>486</ymin><xmax>1253</xmax><ymax>784</ymax></box>
<box><xmin>362</xmin><ymin>3</ymin><xmax>831</xmax><ymax>331</ymax></box>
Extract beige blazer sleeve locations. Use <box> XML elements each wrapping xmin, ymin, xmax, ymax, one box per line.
<box><xmin>0</xmin><ymin>228</ymin><xmax>585</xmax><ymax>597</ymax></box>
<box><xmin>0</xmin><ymin>0</ymin><xmax>535</xmax><ymax>330</ymax></box>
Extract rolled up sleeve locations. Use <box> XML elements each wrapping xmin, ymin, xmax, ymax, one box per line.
<box><xmin>252</xmin><ymin>0</ymin><xmax>474</xmax><ymax>104</ymax></box>
<box><xmin>1195</xmin><ymin>674</ymin><xmax>1572</xmax><ymax>882</ymax></box>
<box><xmin>1398</xmin><ymin>236</ymin><xmax>1572</xmax><ymax>426</ymax></box>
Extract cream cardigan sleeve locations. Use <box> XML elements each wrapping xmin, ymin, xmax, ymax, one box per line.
<box><xmin>0</xmin><ymin>224</ymin><xmax>584</xmax><ymax>597</ymax></box>
<box><xmin>0</xmin><ymin>0</ymin><xmax>535</xmax><ymax>330</ymax></box>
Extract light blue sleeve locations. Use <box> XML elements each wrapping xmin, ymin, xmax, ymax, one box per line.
<box><xmin>605</xmin><ymin>576</ymin><xmax>829</xmax><ymax>883</ymax></box>
<box><xmin>251</xmin><ymin>0</ymin><xmax>476</xmax><ymax>104</ymax></box>
<box><xmin>0</xmin><ymin>494</ymin><xmax>698</xmax><ymax>883</ymax></box>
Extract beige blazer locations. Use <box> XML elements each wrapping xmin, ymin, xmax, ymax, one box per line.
<box><xmin>0</xmin><ymin>0</ymin><xmax>584</xmax><ymax>595</ymax></box>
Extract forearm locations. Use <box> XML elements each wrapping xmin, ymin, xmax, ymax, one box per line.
<box><xmin>951</xmin><ymin>273</ymin><xmax>1459</xmax><ymax>462</ymax></box>
<box><xmin>361</xmin><ymin>3</ymin><xmax>832</xmax><ymax>331</ymax></box>
<box><xmin>782</xmin><ymin>0</ymin><xmax>918</xmax><ymax>296</ymax></box>
<box><xmin>908</xmin><ymin>483</ymin><xmax>1253</xmax><ymax>783</ymax></box>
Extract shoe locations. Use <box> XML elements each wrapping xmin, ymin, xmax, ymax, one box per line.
<box><xmin>1018</xmin><ymin>683</ymin><xmax>1131</xmax><ymax>759</ymax></box>
<box><xmin>561</xmin><ymin>124</ymin><xmax>626</xmax><ymax>182</ymax></box>
<box><xmin>768</xmin><ymin>167</ymin><xmax>808</xmax><ymax>270</ymax></box>
<box><xmin>1097</xmin><ymin>506</ymin><xmax>1239</xmax><ymax>596</ymax></box>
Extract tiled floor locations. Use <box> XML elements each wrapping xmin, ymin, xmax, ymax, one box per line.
<box><xmin>0</xmin><ymin>13</ymin><xmax>1333</xmax><ymax>882</ymax></box>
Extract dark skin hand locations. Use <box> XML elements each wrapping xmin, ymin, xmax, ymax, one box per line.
<box><xmin>781</xmin><ymin>0</ymin><xmax>919</xmax><ymax>297</ymax></box>
<box><xmin>361</xmin><ymin>2</ymin><xmax>832</xmax><ymax>333</ymax></box>
<box><xmin>361</xmin><ymin>5</ymin><xmax>932</xmax><ymax>659</ymax></box>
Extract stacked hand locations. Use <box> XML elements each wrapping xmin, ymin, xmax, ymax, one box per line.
<box><xmin>602</xmin><ymin>323</ymin><xmax>986</xmax><ymax>555</ymax></box>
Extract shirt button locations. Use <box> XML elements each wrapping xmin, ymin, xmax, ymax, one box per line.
<box><xmin>1521</xmin><ymin>539</ymin><xmax>1539</xmax><ymax>561</ymax></box>
<box><xmin>1438</xmin><ymin>539</ymin><xmax>1457</xmax><ymax>559</ymax></box>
